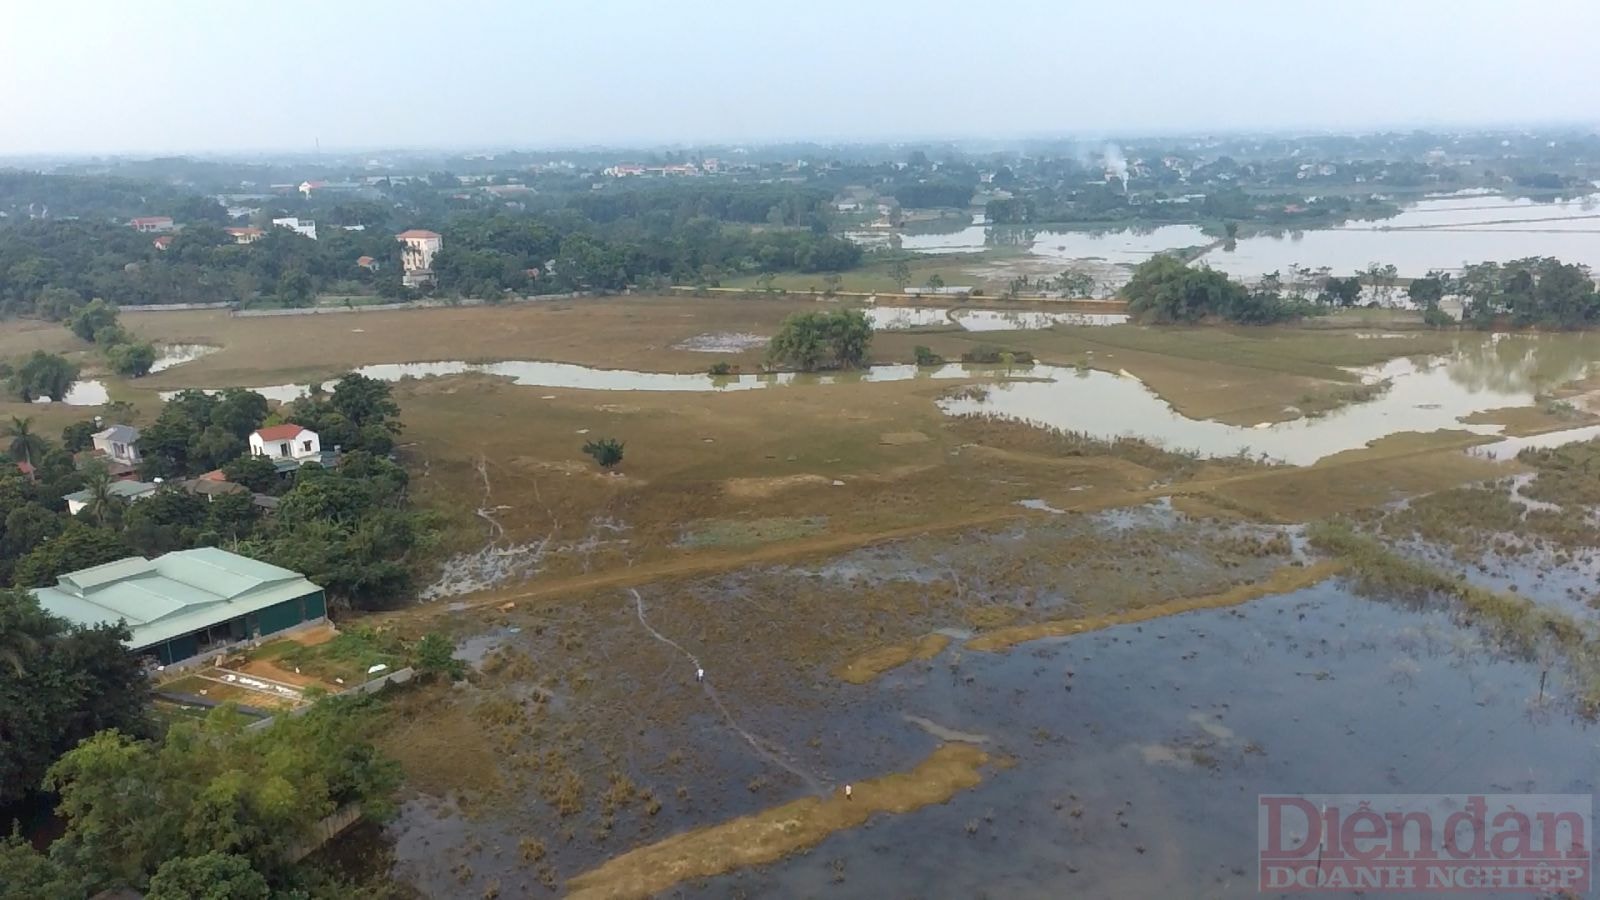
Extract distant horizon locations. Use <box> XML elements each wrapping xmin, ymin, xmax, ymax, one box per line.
<box><xmin>5</xmin><ymin>0</ymin><xmax>1599</xmax><ymax>158</ymax></box>
<box><xmin>4</xmin><ymin>117</ymin><xmax>1598</xmax><ymax>166</ymax></box>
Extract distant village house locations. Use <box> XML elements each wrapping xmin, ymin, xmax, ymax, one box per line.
<box><xmin>271</xmin><ymin>217</ymin><xmax>318</xmax><ymax>240</ymax></box>
<box><xmin>396</xmin><ymin>229</ymin><xmax>442</xmax><ymax>288</ymax></box>
<box><xmin>130</xmin><ymin>216</ymin><xmax>174</xmax><ymax>233</ymax></box>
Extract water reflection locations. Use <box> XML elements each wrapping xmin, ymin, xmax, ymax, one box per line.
<box><xmin>692</xmin><ymin>584</ymin><xmax>1599</xmax><ymax>898</ymax></box>
<box><xmin>943</xmin><ymin>336</ymin><xmax>1600</xmax><ymax>465</ymax></box>
<box><xmin>880</xmin><ymin>194</ymin><xmax>1600</xmax><ymax>279</ymax></box>
<box><xmin>34</xmin><ymin>344</ymin><xmax>222</xmax><ymax>406</ymax></box>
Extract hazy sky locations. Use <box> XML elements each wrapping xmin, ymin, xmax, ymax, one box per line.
<box><xmin>4</xmin><ymin>0</ymin><xmax>1598</xmax><ymax>155</ymax></box>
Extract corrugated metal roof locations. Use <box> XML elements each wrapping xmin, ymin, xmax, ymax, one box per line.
<box><xmin>94</xmin><ymin>424</ymin><xmax>140</xmax><ymax>443</ymax></box>
<box><xmin>32</xmin><ymin>548</ymin><xmax>322</xmax><ymax>651</ymax></box>
<box><xmin>63</xmin><ymin>481</ymin><xmax>158</xmax><ymax>504</ymax></box>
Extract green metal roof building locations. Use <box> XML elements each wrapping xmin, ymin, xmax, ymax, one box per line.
<box><xmin>31</xmin><ymin>547</ymin><xmax>327</xmax><ymax>665</ymax></box>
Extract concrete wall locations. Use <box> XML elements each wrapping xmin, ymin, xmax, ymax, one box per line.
<box><xmin>231</xmin><ymin>292</ymin><xmax>589</xmax><ymax>317</ymax></box>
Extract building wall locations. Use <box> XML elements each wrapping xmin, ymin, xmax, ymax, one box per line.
<box><xmin>249</xmin><ymin>431</ymin><xmax>321</xmax><ymax>460</ymax></box>
<box><xmin>141</xmin><ymin>589</ymin><xmax>328</xmax><ymax>665</ymax></box>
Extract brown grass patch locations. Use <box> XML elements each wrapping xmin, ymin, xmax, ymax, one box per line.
<box><xmin>376</xmin><ymin>685</ymin><xmax>504</xmax><ymax>798</ymax></box>
<box><xmin>722</xmin><ymin>474</ymin><xmax>833</xmax><ymax>499</ymax></box>
<box><xmin>565</xmin><ymin>744</ymin><xmax>989</xmax><ymax>900</ymax></box>
<box><xmin>878</xmin><ymin>431</ymin><xmax>931</xmax><ymax>445</ymax></box>
<box><xmin>965</xmin><ymin>561</ymin><xmax>1345</xmax><ymax>653</ymax></box>
<box><xmin>833</xmin><ymin>633</ymin><xmax>951</xmax><ymax>684</ymax></box>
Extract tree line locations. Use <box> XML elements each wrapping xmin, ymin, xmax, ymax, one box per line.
<box><xmin>0</xmin><ymin>173</ymin><xmax>864</xmax><ymax>315</ymax></box>
<box><xmin>1</xmin><ymin>374</ymin><xmax>429</xmax><ymax>610</ymax></box>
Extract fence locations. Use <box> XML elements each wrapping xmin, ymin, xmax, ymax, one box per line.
<box><xmin>120</xmin><ymin>301</ymin><xmax>234</xmax><ymax>312</ymax></box>
<box><xmin>242</xmin><ymin>666</ymin><xmax>415</xmax><ymax>731</ymax></box>
<box><xmin>285</xmin><ymin>803</ymin><xmax>365</xmax><ymax>862</ymax></box>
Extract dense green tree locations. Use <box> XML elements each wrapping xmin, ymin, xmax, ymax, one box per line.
<box><xmin>1318</xmin><ymin>275</ymin><xmax>1364</xmax><ymax>307</ymax></box>
<box><xmin>11</xmin><ymin>523</ymin><xmax>131</xmax><ymax>588</ymax></box>
<box><xmin>1458</xmin><ymin>257</ymin><xmax>1600</xmax><ymax>328</ymax></box>
<box><xmin>138</xmin><ymin>389</ymin><xmax>269</xmax><ymax>479</ymax></box>
<box><xmin>2</xmin><ymin>504</ymin><xmax>64</xmax><ymax>576</ymax></box>
<box><xmin>0</xmin><ymin>589</ymin><xmax>151</xmax><ymax>811</ymax></box>
<box><xmin>9</xmin><ymin>352</ymin><xmax>79</xmax><ymax>403</ymax></box>
<box><xmin>767</xmin><ymin>309</ymin><xmax>873</xmax><ymax>371</ymax></box>
<box><xmin>105</xmin><ymin>341</ymin><xmax>157</xmax><ymax>377</ymax></box>
<box><xmin>205</xmin><ymin>491</ymin><xmax>261</xmax><ymax>543</ymax></box>
<box><xmin>60</xmin><ymin>420</ymin><xmax>97</xmax><ymax>453</ymax></box>
<box><xmin>122</xmin><ymin>486</ymin><xmax>207</xmax><ymax>556</ymax></box>
<box><xmin>328</xmin><ymin>374</ymin><xmax>402</xmax><ymax>435</ymax></box>
<box><xmin>1407</xmin><ymin>272</ymin><xmax>1448</xmax><ymax>307</ymax></box>
<box><xmin>0</xmin><ymin>833</ymin><xmax>82</xmax><ymax>898</ymax></box>
<box><xmin>65</xmin><ymin>298</ymin><xmax>121</xmax><ymax>343</ymax></box>
<box><xmin>1123</xmin><ymin>255</ymin><xmax>1298</xmax><ymax>325</ymax></box>
<box><xmin>222</xmin><ymin>455</ymin><xmax>281</xmax><ymax>494</ymax></box>
<box><xmin>146</xmin><ymin>852</ymin><xmax>271</xmax><ymax>900</ymax></box>
<box><xmin>211</xmin><ymin>389</ymin><xmax>271</xmax><ymax>439</ymax></box>
<box><xmin>40</xmin><ymin>701</ymin><xmax>398</xmax><ymax>894</ymax></box>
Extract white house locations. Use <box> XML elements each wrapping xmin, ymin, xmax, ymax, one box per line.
<box><xmin>250</xmin><ymin>424</ymin><xmax>321</xmax><ymax>462</ymax></box>
<box><xmin>396</xmin><ymin>229</ymin><xmax>443</xmax><ymax>287</ymax></box>
<box><xmin>91</xmin><ymin>424</ymin><xmax>141</xmax><ymax>467</ymax></box>
<box><xmin>271</xmin><ymin>217</ymin><xmax>318</xmax><ymax>240</ymax></box>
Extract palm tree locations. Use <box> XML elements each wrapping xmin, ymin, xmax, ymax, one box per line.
<box><xmin>4</xmin><ymin>416</ymin><xmax>46</xmax><ymax>471</ymax></box>
<box><xmin>79</xmin><ymin>461</ymin><xmax>118</xmax><ymax>527</ymax></box>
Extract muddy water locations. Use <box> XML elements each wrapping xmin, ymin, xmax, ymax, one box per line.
<box><xmin>34</xmin><ymin>344</ymin><xmax>220</xmax><ymax>406</ymax></box>
<box><xmin>863</xmin><ymin>307</ymin><xmax>1128</xmax><ymax>331</ymax></box>
<box><xmin>943</xmin><ymin>335</ymin><xmax>1600</xmax><ymax>465</ymax></box>
<box><xmin>899</xmin><ymin>222</ymin><xmax>1211</xmax><ymax>262</ymax></box>
<box><xmin>162</xmin><ymin>360</ymin><xmax>992</xmax><ymax>404</ymax></box>
<box><xmin>156</xmin><ymin>334</ymin><xmax>1600</xmax><ymax>463</ymax></box>
<box><xmin>1200</xmin><ymin>193</ymin><xmax>1600</xmax><ymax>279</ymax></box>
<box><xmin>690</xmin><ymin>583</ymin><xmax>1600</xmax><ymax>899</ymax></box>
<box><xmin>891</xmin><ymin>194</ymin><xmax>1600</xmax><ymax>280</ymax></box>
<box><xmin>1470</xmin><ymin>424</ymin><xmax>1600</xmax><ymax>461</ymax></box>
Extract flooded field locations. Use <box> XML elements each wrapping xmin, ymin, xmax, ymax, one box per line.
<box><xmin>152</xmin><ymin>332</ymin><xmax>1600</xmax><ymax>464</ymax></box>
<box><xmin>691</xmin><ymin>583</ymin><xmax>1600</xmax><ymax>898</ymax></box>
<box><xmin>864</xmin><ymin>307</ymin><xmax>1128</xmax><ymax>331</ymax></box>
<box><xmin>383</xmin><ymin>505</ymin><xmax>1312</xmax><ymax>897</ymax></box>
<box><xmin>898</xmin><ymin>222</ymin><xmax>1212</xmax><ymax>263</ymax></box>
<box><xmin>944</xmin><ymin>335</ymin><xmax>1600</xmax><ymax>464</ymax></box>
<box><xmin>1200</xmin><ymin>193</ymin><xmax>1600</xmax><ymax>279</ymax></box>
<box><xmin>883</xmin><ymin>193</ymin><xmax>1600</xmax><ymax>281</ymax></box>
<box><xmin>35</xmin><ymin>343</ymin><xmax>219</xmax><ymax>405</ymax></box>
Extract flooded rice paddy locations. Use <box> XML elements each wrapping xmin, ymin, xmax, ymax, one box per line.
<box><xmin>691</xmin><ymin>583</ymin><xmax>1599</xmax><ymax>898</ymax></box>
<box><xmin>389</xmin><ymin>494</ymin><xmax>1600</xmax><ymax>897</ymax></box>
<box><xmin>880</xmin><ymin>193</ymin><xmax>1600</xmax><ymax>280</ymax></box>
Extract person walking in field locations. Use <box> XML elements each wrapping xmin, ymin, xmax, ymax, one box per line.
<box><xmin>696</xmin><ymin>667</ymin><xmax>704</xmax><ymax>683</ymax></box>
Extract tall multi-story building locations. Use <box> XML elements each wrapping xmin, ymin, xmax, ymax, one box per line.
<box><xmin>396</xmin><ymin>229</ymin><xmax>443</xmax><ymax>287</ymax></box>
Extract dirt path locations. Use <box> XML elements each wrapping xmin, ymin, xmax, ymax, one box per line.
<box><xmin>383</xmin><ymin>432</ymin><xmax>1508</xmax><ymax>630</ymax></box>
<box><xmin>628</xmin><ymin>588</ymin><xmax>826</xmax><ymax>795</ymax></box>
